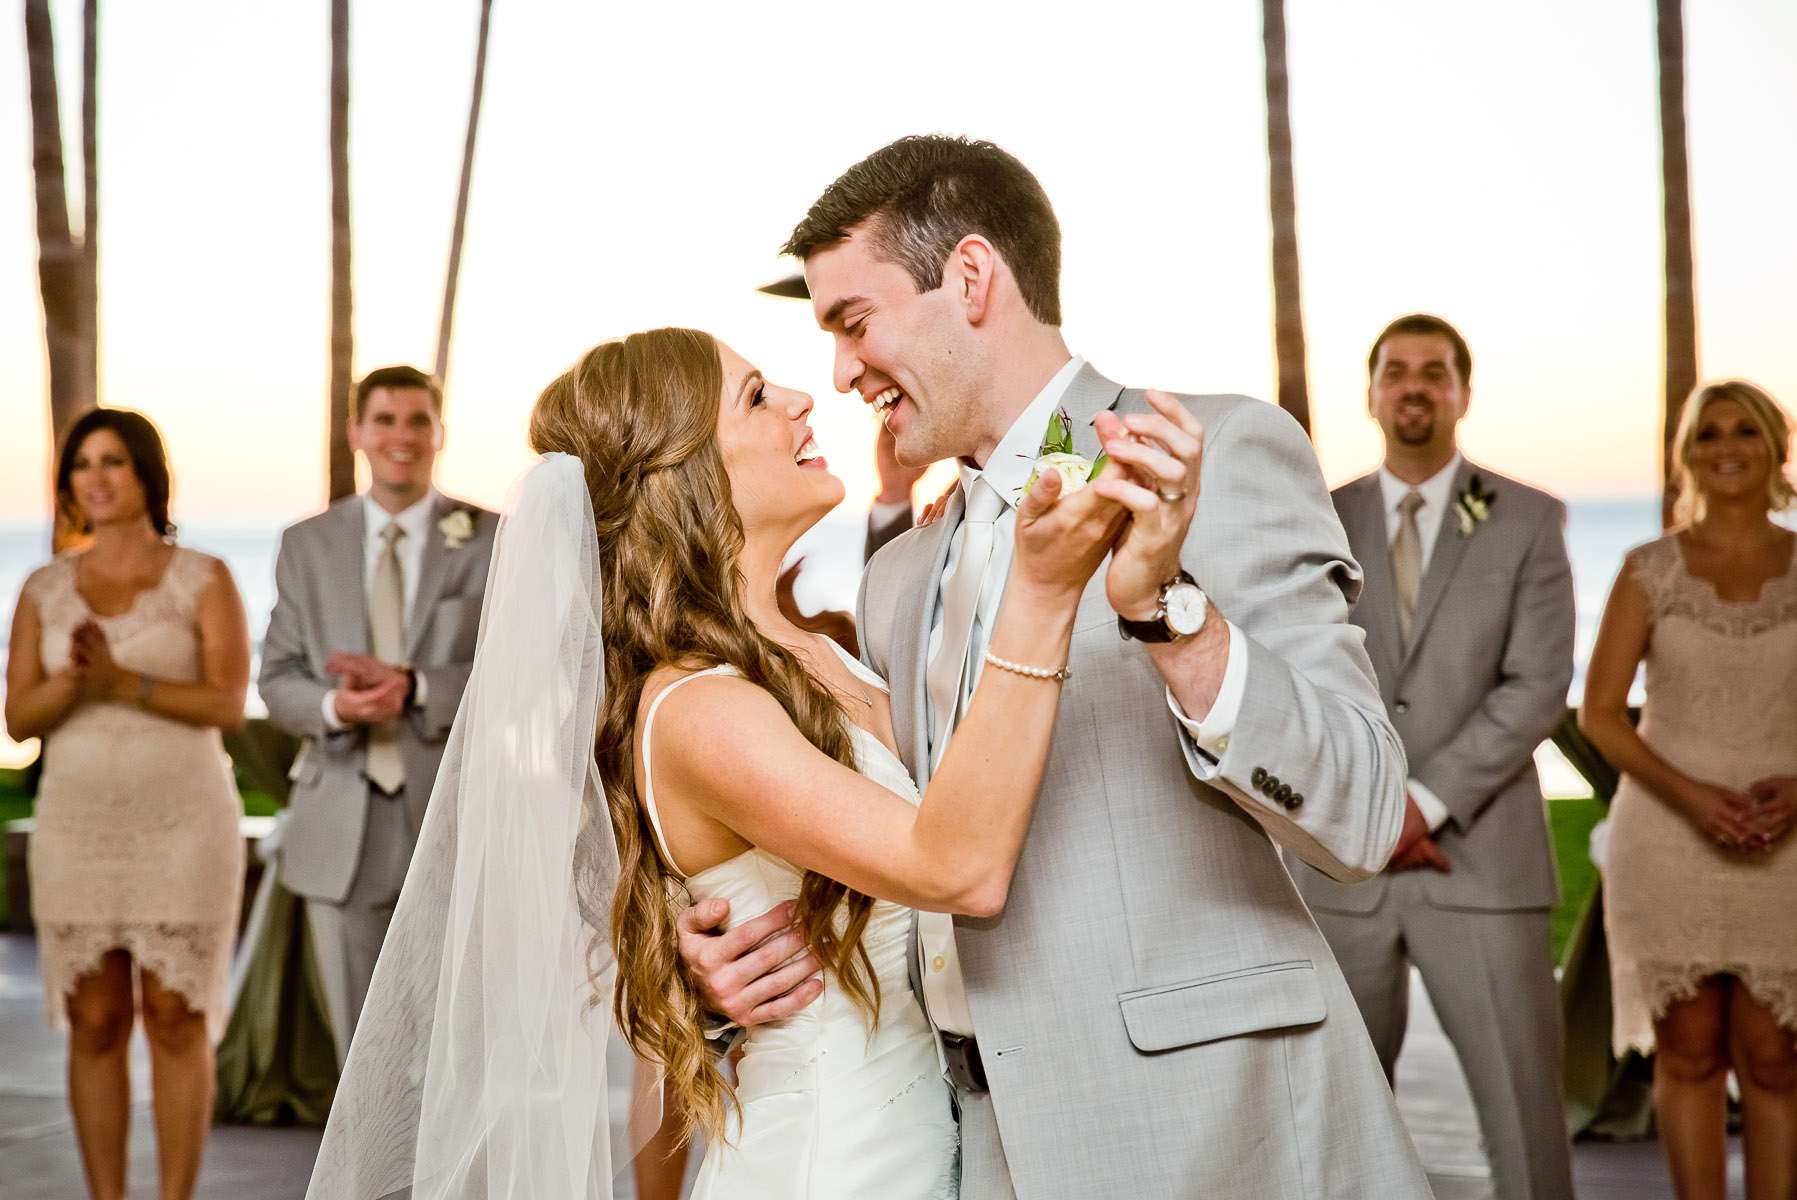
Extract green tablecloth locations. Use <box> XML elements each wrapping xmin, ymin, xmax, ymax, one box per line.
<box><xmin>214</xmin><ymin>835</ymin><xmax>339</xmax><ymax>1125</ymax></box>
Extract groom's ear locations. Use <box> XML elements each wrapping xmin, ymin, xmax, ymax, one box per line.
<box><xmin>949</xmin><ymin>235</ymin><xmax>998</xmax><ymax>325</ymax></box>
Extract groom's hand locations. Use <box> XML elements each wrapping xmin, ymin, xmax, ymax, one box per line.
<box><xmin>1092</xmin><ymin>391</ymin><xmax>1205</xmax><ymax>621</ymax></box>
<box><xmin>675</xmin><ymin>898</ymin><xmax>824</xmax><ymax>1027</ymax></box>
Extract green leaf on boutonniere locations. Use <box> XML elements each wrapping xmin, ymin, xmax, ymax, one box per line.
<box><xmin>1087</xmin><ymin>452</ymin><xmax>1109</xmax><ymax>481</ymax></box>
<box><xmin>1041</xmin><ymin>408</ymin><xmax>1075</xmax><ymax>456</ymax></box>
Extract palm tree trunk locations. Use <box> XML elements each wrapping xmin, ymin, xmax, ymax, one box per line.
<box><xmin>81</xmin><ymin>0</ymin><xmax>99</xmax><ymax>407</ymax></box>
<box><xmin>1656</xmin><ymin>0</ymin><xmax>1698</xmax><ymax>528</ymax></box>
<box><xmin>1262</xmin><ymin>0</ymin><xmax>1312</xmax><ymax>437</ymax></box>
<box><xmin>433</xmin><ymin>0</ymin><xmax>493</xmax><ymax>407</ymax></box>
<box><xmin>25</xmin><ymin>0</ymin><xmax>92</xmax><ymax>447</ymax></box>
<box><xmin>327</xmin><ymin>0</ymin><xmax>356</xmax><ymax>501</ymax></box>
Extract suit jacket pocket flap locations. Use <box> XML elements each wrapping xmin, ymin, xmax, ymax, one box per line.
<box><xmin>1118</xmin><ymin>960</ymin><xmax>1325</xmax><ymax>1052</ymax></box>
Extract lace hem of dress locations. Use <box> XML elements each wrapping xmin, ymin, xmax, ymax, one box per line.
<box><xmin>39</xmin><ymin>920</ymin><xmax>230</xmax><ymax>1018</ymax></box>
<box><xmin>1619</xmin><ymin>960</ymin><xmax>1797</xmax><ymax>1055</ymax></box>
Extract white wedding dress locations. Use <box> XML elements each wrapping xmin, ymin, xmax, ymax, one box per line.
<box><xmin>640</xmin><ymin>644</ymin><xmax>959</xmax><ymax>1199</ymax></box>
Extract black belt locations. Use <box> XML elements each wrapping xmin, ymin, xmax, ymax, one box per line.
<box><xmin>941</xmin><ymin>1032</ymin><xmax>988</xmax><ymax>1093</ymax></box>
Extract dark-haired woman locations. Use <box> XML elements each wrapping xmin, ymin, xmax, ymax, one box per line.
<box><xmin>4</xmin><ymin>409</ymin><xmax>250</xmax><ymax>1200</ymax></box>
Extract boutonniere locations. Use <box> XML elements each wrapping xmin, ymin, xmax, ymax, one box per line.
<box><xmin>1453</xmin><ymin>475</ymin><xmax>1496</xmax><ymax>537</ymax></box>
<box><xmin>1022</xmin><ymin>408</ymin><xmax>1108</xmax><ymax>496</ymax></box>
<box><xmin>438</xmin><ymin>508</ymin><xmax>476</xmax><ymax>550</ymax></box>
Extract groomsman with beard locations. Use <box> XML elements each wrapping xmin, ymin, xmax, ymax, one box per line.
<box><xmin>259</xmin><ymin>366</ymin><xmax>496</xmax><ymax>1062</ymax></box>
<box><xmin>1296</xmin><ymin>314</ymin><xmax>1578</xmax><ymax>1199</ymax></box>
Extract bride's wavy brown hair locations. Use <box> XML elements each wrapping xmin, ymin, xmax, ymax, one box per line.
<box><xmin>530</xmin><ymin>328</ymin><xmax>880</xmax><ymax>1146</ymax></box>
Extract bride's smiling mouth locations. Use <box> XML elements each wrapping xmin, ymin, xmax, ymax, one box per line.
<box><xmin>795</xmin><ymin>432</ymin><xmax>828</xmax><ymax>471</ymax></box>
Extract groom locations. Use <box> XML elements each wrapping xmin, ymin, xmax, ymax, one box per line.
<box><xmin>681</xmin><ymin>136</ymin><xmax>1429</xmax><ymax>1197</ymax></box>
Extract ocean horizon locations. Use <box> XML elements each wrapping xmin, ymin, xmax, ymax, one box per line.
<box><xmin>0</xmin><ymin>497</ymin><xmax>1675</xmax><ymax>782</ymax></box>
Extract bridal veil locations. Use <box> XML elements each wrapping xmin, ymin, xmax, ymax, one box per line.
<box><xmin>307</xmin><ymin>452</ymin><xmax>651</xmax><ymax>1198</ymax></box>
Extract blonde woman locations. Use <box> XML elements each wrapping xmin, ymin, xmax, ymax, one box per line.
<box><xmin>1582</xmin><ymin>380</ymin><xmax>1797</xmax><ymax>1199</ymax></box>
<box><xmin>5</xmin><ymin>409</ymin><xmax>250</xmax><ymax>1200</ymax></box>
<box><xmin>309</xmin><ymin>327</ymin><xmax>1188</xmax><ymax>1198</ymax></box>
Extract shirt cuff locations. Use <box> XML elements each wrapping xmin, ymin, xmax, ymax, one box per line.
<box><xmin>1163</xmin><ymin>620</ymin><xmax>1247</xmax><ymax>773</ymax></box>
<box><xmin>1409</xmin><ymin>779</ymin><xmax>1450</xmax><ymax>832</ymax></box>
<box><xmin>321</xmin><ymin>689</ymin><xmax>347</xmax><ymax>732</ymax></box>
<box><xmin>869</xmin><ymin>498</ymin><xmax>912</xmax><ymax>527</ymax></box>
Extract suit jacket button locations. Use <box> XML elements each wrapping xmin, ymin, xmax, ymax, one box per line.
<box><xmin>1263</xmin><ymin>775</ymin><xmax>1282</xmax><ymax>797</ymax></box>
<box><xmin>1287</xmin><ymin>793</ymin><xmax>1304</xmax><ymax>810</ymax></box>
<box><xmin>1394</xmin><ymin>700</ymin><xmax>1410</xmax><ymax>715</ymax></box>
<box><xmin>1251</xmin><ymin>767</ymin><xmax>1268</xmax><ymax>789</ymax></box>
<box><xmin>1274</xmin><ymin>784</ymin><xmax>1292</xmax><ymax>805</ymax></box>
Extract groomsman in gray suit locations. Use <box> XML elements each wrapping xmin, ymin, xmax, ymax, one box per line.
<box><xmin>1299</xmin><ymin>314</ymin><xmax>1577</xmax><ymax>1199</ymax></box>
<box><xmin>682</xmin><ymin>136</ymin><xmax>1430</xmax><ymax>1198</ymax></box>
<box><xmin>259</xmin><ymin>366</ymin><xmax>495</xmax><ymax>1062</ymax></box>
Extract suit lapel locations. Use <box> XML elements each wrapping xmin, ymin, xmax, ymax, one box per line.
<box><xmin>405</xmin><ymin>495</ymin><xmax>455</xmax><ymax>661</ymax></box>
<box><xmin>328</xmin><ymin>498</ymin><xmax>370</xmax><ymax>658</ymax></box>
<box><xmin>1342</xmin><ymin>475</ymin><xmax>1403</xmax><ymax>685</ymax></box>
<box><xmin>1401</xmin><ymin>458</ymin><xmax>1478</xmax><ymax>672</ymax></box>
<box><xmin>1061</xmin><ymin>362</ymin><xmax>1126</xmax><ymax>457</ymax></box>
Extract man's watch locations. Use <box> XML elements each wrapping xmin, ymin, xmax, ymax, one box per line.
<box><xmin>1117</xmin><ymin>570</ymin><xmax>1208</xmax><ymax>643</ymax></box>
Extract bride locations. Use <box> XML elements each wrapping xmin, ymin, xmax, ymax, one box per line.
<box><xmin>309</xmin><ymin>327</ymin><xmax>1182</xmax><ymax>1198</ymax></box>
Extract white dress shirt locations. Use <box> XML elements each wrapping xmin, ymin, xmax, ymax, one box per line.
<box><xmin>918</xmin><ymin>358</ymin><xmax>1247</xmax><ymax>1036</ymax></box>
<box><xmin>320</xmin><ymin>490</ymin><xmax>438</xmax><ymax>731</ymax></box>
<box><xmin>1376</xmin><ymin>453</ymin><xmax>1462</xmax><ymax>831</ymax></box>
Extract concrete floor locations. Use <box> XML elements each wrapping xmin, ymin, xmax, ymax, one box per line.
<box><xmin>0</xmin><ymin>932</ymin><xmax>1740</xmax><ymax>1198</ymax></box>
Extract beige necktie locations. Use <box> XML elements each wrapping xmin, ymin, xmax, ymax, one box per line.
<box><xmin>1392</xmin><ymin>489</ymin><xmax>1426</xmax><ymax>647</ymax></box>
<box><xmin>925</xmin><ymin>478</ymin><xmax>1004</xmax><ymax>769</ymax></box>
<box><xmin>366</xmin><ymin>521</ymin><xmax>407</xmax><ymax>794</ymax></box>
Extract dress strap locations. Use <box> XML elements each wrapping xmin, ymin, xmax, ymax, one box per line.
<box><xmin>640</xmin><ymin>665</ymin><xmax>738</xmax><ymax>879</ymax></box>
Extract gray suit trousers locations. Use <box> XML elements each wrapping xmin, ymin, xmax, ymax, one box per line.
<box><xmin>304</xmin><ymin>786</ymin><xmax>415</xmax><ymax>1066</ymax></box>
<box><xmin>1312</xmin><ymin>874</ymin><xmax>1573</xmax><ymax>1200</ymax></box>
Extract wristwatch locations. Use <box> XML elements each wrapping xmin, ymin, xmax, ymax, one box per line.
<box><xmin>1117</xmin><ymin>570</ymin><xmax>1208</xmax><ymax>643</ymax></box>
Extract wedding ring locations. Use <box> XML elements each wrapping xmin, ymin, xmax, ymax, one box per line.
<box><xmin>1156</xmin><ymin>488</ymin><xmax>1187</xmax><ymax>503</ymax></box>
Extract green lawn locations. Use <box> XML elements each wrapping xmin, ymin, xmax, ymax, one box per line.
<box><xmin>1549</xmin><ymin>795</ymin><xmax>1607</xmax><ymax>965</ymax></box>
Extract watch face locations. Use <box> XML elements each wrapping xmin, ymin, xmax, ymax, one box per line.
<box><xmin>1164</xmin><ymin>583</ymin><xmax>1207</xmax><ymax>636</ymax></box>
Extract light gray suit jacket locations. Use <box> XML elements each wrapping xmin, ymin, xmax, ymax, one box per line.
<box><xmin>1299</xmin><ymin>461</ymin><xmax>1575</xmax><ymax>914</ymax></box>
<box><xmin>259</xmin><ymin>493</ymin><xmax>496</xmax><ymax>903</ymax></box>
<box><xmin>857</xmin><ymin>365</ymin><xmax>1427</xmax><ymax>1197</ymax></box>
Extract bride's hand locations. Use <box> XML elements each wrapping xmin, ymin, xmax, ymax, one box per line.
<box><xmin>1009</xmin><ymin>470</ymin><xmax>1129</xmax><ymax>602</ymax></box>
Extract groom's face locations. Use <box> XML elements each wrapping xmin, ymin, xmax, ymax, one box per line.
<box><xmin>805</xmin><ymin>225</ymin><xmax>970</xmax><ymax>468</ymax></box>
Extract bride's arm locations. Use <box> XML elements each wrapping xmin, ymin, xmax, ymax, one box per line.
<box><xmin>654</xmin><ymin>477</ymin><xmax>1121</xmax><ymax>916</ymax></box>
<box><xmin>655</xmin><ymin>586</ymin><xmax>1073</xmax><ymax>916</ymax></box>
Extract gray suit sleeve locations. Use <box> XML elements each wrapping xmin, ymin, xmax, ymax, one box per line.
<box><xmin>1412</xmin><ymin>501</ymin><xmax>1575</xmax><ymax>830</ymax></box>
<box><xmin>259</xmin><ymin>528</ymin><xmax>336</xmax><ymax>742</ymax></box>
<box><xmin>1175</xmin><ymin>400</ymin><xmax>1407</xmax><ymax>883</ymax></box>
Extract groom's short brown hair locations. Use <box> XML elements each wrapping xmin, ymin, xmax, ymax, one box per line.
<box><xmin>783</xmin><ymin>135</ymin><xmax>1063</xmax><ymax>327</ymax></box>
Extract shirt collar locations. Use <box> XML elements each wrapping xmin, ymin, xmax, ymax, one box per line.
<box><xmin>363</xmin><ymin>489</ymin><xmax>439</xmax><ymax>542</ymax></box>
<box><xmin>1377</xmin><ymin>451</ymin><xmax>1462</xmax><ymax>517</ymax></box>
<box><xmin>960</xmin><ymin>355</ymin><xmax>1087</xmax><ymax>510</ymax></box>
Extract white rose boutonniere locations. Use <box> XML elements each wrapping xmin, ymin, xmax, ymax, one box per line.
<box><xmin>1022</xmin><ymin>409</ymin><xmax>1108</xmax><ymax>496</ymax></box>
<box><xmin>1453</xmin><ymin>475</ymin><xmax>1497</xmax><ymax>537</ymax></box>
<box><xmin>439</xmin><ymin>508</ymin><xmax>476</xmax><ymax>550</ymax></box>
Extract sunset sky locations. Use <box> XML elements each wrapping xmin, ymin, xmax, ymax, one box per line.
<box><xmin>4</xmin><ymin>0</ymin><xmax>1795</xmax><ymax>523</ymax></box>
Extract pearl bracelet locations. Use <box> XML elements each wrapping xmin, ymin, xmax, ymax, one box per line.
<box><xmin>983</xmin><ymin>651</ymin><xmax>1072</xmax><ymax>682</ymax></box>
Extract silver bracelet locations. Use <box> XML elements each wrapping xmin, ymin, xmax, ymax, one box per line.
<box><xmin>983</xmin><ymin>651</ymin><xmax>1072</xmax><ymax>682</ymax></box>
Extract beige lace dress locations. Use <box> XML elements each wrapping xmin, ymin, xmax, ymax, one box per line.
<box><xmin>1604</xmin><ymin>533</ymin><xmax>1797</xmax><ymax>1056</ymax></box>
<box><xmin>24</xmin><ymin>547</ymin><xmax>244</xmax><ymax>1041</ymax></box>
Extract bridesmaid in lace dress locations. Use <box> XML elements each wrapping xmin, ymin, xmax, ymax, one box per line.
<box><xmin>1582</xmin><ymin>380</ymin><xmax>1797</xmax><ymax>1200</ymax></box>
<box><xmin>4</xmin><ymin>409</ymin><xmax>250</xmax><ymax>1200</ymax></box>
